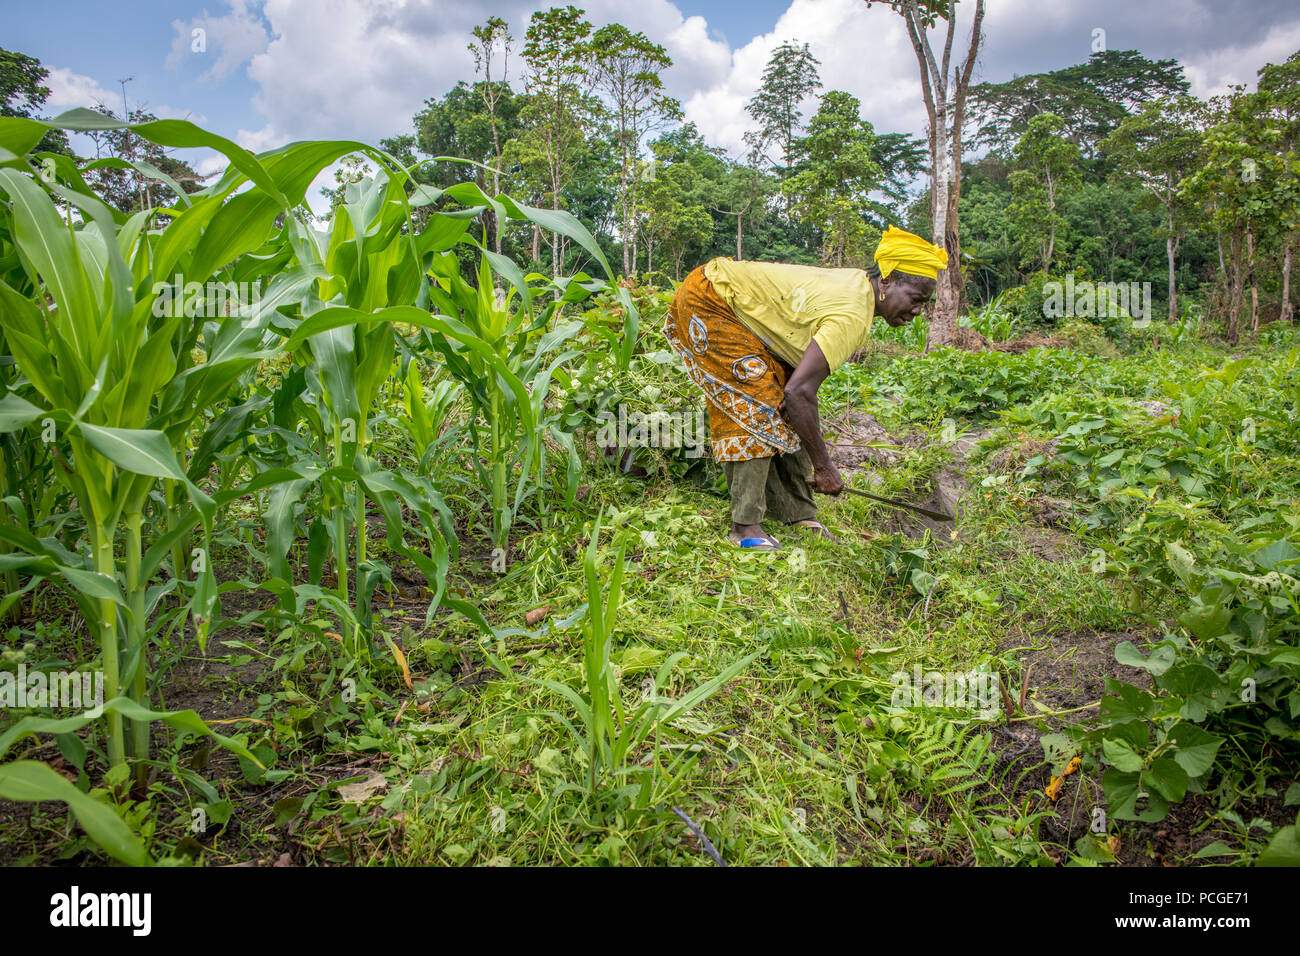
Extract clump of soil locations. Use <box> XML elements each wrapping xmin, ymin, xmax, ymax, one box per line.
<box><xmin>950</xmin><ymin>327</ymin><xmax>992</xmax><ymax>352</ymax></box>
<box><xmin>1002</xmin><ymin>628</ymin><xmax>1154</xmax><ymax>720</ymax></box>
<box><xmin>824</xmin><ymin>411</ymin><xmax>900</xmax><ymax>474</ymax></box>
<box><xmin>991</xmin><ymin>333</ymin><xmax>1069</xmax><ymax>353</ymax></box>
<box><xmin>847</xmin><ymin>340</ymin><xmax>911</xmax><ymax>365</ymax></box>
<box><xmin>988</xmin><ymin>435</ymin><xmax>1059</xmax><ymax>475</ymax></box>
<box><xmin>985</xmin><ymin>629</ymin><xmax>1154</xmax><ymax>855</ymax></box>
<box><xmin>1012</xmin><ymin>524</ymin><xmax>1078</xmax><ymax>561</ymax></box>
<box><xmin>879</xmin><ymin>466</ymin><xmax>968</xmax><ymax>541</ymax></box>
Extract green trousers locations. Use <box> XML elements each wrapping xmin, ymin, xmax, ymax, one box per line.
<box><xmin>721</xmin><ymin>447</ymin><xmax>818</xmax><ymax>526</ymax></box>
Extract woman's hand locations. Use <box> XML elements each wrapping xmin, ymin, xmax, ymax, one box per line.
<box><xmin>811</xmin><ymin>466</ymin><xmax>846</xmax><ymax>496</ymax></box>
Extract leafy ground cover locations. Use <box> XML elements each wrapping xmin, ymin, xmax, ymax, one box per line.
<box><xmin>1</xmin><ymin>108</ymin><xmax>1296</xmax><ymax>868</ymax></box>
<box><xmin>6</xmin><ymin>299</ymin><xmax>1295</xmax><ymax>865</ymax></box>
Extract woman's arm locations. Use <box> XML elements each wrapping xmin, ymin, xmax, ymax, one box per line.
<box><xmin>779</xmin><ymin>340</ymin><xmax>845</xmax><ymax>495</ymax></box>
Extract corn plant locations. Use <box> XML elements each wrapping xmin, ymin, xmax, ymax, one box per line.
<box><xmin>0</xmin><ymin>110</ymin><xmax>369</xmax><ymax>784</ymax></box>
<box><xmin>0</xmin><ymin>162</ymin><xmax>230</xmax><ymax>777</ymax></box>
<box><xmin>399</xmin><ymin>359</ymin><xmax>463</xmax><ymax>471</ymax></box>
<box><xmin>289</xmin><ymin>173</ymin><xmax>638</xmax><ymax>554</ymax></box>
<box><xmin>422</xmin><ymin>252</ymin><xmax>588</xmax><ymax>548</ymax></box>
<box><xmin>253</xmin><ymin>165</ymin><xmax>481</xmax><ymax>651</ymax></box>
<box><xmin>531</xmin><ymin>511</ymin><xmax>759</xmax><ymax>812</ymax></box>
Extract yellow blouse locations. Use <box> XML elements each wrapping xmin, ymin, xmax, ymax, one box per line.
<box><xmin>703</xmin><ymin>257</ymin><xmax>875</xmax><ymax>372</ymax></box>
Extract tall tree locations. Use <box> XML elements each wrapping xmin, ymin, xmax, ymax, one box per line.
<box><xmin>866</xmin><ymin>0</ymin><xmax>986</xmax><ymax>348</ymax></box>
<box><xmin>469</xmin><ymin>15</ymin><xmax>514</xmax><ymax>253</ymax></box>
<box><xmin>969</xmin><ymin>50</ymin><xmax>1190</xmax><ymax>160</ymax></box>
<box><xmin>521</xmin><ymin>5</ymin><xmax>596</xmax><ymax>275</ymax></box>
<box><xmin>0</xmin><ymin>48</ymin><xmax>71</xmax><ymax>155</ymax></box>
<box><xmin>745</xmin><ymin>41</ymin><xmax>822</xmax><ymax>182</ymax></box>
<box><xmin>1008</xmin><ymin>113</ymin><xmax>1082</xmax><ymax>272</ymax></box>
<box><xmin>414</xmin><ymin>81</ymin><xmax>523</xmax><ymax>189</ymax></box>
<box><xmin>636</xmin><ymin>149</ymin><xmax>713</xmax><ymax>279</ymax></box>
<box><xmin>1180</xmin><ymin>89</ymin><xmax>1281</xmax><ymax>341</ymax></box>
<box><xmin>81</xmin><ymin>105</ymin><xmax>203</xmax><ymax>217</ymax></box>
<box><xmin>1257</xmin><ymin>52</ymin><xmax>1300</xmax><ymax>324</ymax></box>
<box><xmin>1101</xmin><ymin>95</ymin><xmax>1205</xmax><ymax>321</ymax></box>
<box><xmin>782</xmin><ymin>91</ymin><xmax>883</xmax><ymax>267</ymax></box>
<box><xmin>868</xmin><ymin>131</ymin><xmax>928</xmax><ymax>224</ymax></box>
<box><xmin>590</xmin><ymin>24</ymin><xmax>681</xmax><ymax>275</ymax></box>
<box><xmin>711</xmin><ymin>158</ymin><xmax>775</xmax><ymax>261</ymax></box>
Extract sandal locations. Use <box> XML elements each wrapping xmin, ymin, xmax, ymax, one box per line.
<box><xmin>727</xmin><ymin>531</ymin><xmax>781</xmax><ymax>551</ymax></box>
<box><xmin>793</xmin><ymin>519</ymin><xmax>839</xmax><ymax>544</ymax></box>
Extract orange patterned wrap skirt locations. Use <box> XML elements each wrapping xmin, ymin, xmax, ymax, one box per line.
<box><xmin>662</xmin><ymin>265</ymin><xmax>802</xmax><ymax>463</ymax></box>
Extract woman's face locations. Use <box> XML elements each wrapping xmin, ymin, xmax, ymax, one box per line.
<box><xmin>879</xmin><ymin>274</ymin><xmax>937</xmax><ymax>326</ymax></box>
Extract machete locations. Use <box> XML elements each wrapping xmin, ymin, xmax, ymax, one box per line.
<box><xmin>840</xmin><ymin>485</ymin><xmax>955</xmax><ymax>522</ymax></box>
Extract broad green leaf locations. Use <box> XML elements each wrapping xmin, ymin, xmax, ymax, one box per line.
<box><xmin>0</xmin><ymin>760</ymin><xmax>149</xmax><ymax>866</ymax></box>
<box><xmin>1142</xmin><ymin>758</ymin><xmax>1189</xmax><ymax>802</ymax></box>
<box><xmin>0</xmin><ymin>392</ymin><xmax>45</xmax><ymax>433</ymax></box>
<box><xmin>1165</xmin><ymin>540</ymin><xmax>1197</xmax><ymax>588</ymax></box>
<box><xmin>1168</xmin><ymin>723</ymin><xmax>1223</xmax><ymax>778</ymax></box>
<box><xmin>1257</xmin><ymin>825</ymin><xmax>1300</xmax><ymax>867</ymax></box>
<box><xmin>1114</xmin><ymin>640</ymin><xmax>1176</xmax><ymax>675</ymax></box>
<box><xmin>0</xmin><ymin>168</ymin><xmax>97</xmax><ymax>351</ymax></box>
<box><xmin>1102</xmin><ymin>736</ymin><xmax>1144</xmax><ymax>772</ymax></box>
<box><xmin>1103</xmin><ymin>767</ymin><xmax>1169</xmax><ymax>822</ymax></box>
<box><xmin>76</xmin><ymin>423</ymin><xmax>186</xmax><ymax>479</ymax></box>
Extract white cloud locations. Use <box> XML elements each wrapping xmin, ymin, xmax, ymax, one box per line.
<box><xmin>682</xmin><ymin>0</ymin><xmax>929</xmax><ymax>158</ymax></box>
<box><xmin>165</xmin><ymin>0</ymin><xmax>270</xmax><ymax>82</ymax></box>
<box><xmin>579</xmin><ymin>0</ymin><xmax>735</xmax><ymax>98</ymax></box>
<box><xmin>1180</xmin><ymin>19</ymin><xmax>1300</xmax><ymax>98</ymax></box>
<box><xmin>42</xmin><ymin>66</ymin><xmax>116</xmax><ymax>112</ymax></box>
<box><xmin>234</xmin><ymin>122</ymin><xmax>290</xmax><ymax>154</ymax></box>
<box><xmin>45</xmin><ymin>0</ymin><xmax>1300</xmax><ymax>218</ymax></box>
<box><xmin>243</xmin><ymin>0</ymin><xmax>480</xmax><ymax>142</ymax></box>
<box><xmin>195</xmin><ymin>154</ymin><xmax>232</xmax><ymax>179</ymax></box>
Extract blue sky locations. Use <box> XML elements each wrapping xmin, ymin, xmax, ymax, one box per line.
<box><xmin>8</xmin><ymin>0</ymin><xmax>1300</xmax><ymax>215</ymax></box>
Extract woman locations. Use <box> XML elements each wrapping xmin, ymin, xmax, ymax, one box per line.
<box><xmin>662</xmin><ymin>226</ymin><xmax>948</xmax><ymax>549</ymax></box>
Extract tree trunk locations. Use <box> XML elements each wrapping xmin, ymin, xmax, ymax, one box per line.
<box><xmin>551</xmin><ymin>171</ymin><xmax>561</xmax><ymax>278</ymax></box>
<box><xmin>945</xmin><ymin>149</ymin><xmax>965</xmax><ymax>316</ymax></box>
<box><xmin>620</xmin><ymin>164</ymin><xmax>631</xmax><ymax>276</ymax></box>
<box><xmin>631</xmin><ymin>179</ymin><xmax>640</xmax><ymax>275</ymax></box>
<box><xmin>1282</xmin><ymin>236</ymin><xmax>1294</xmax><ymax>324</ymax></box>
<box><xmin>1167</xmin><ymin>234</ymin><xmax>1178</xmax><ymax>323</ymax></box>
<box><xmin>1043</xmin><ymin>167</ymin><xmax>1057</xmax><ymax>270</ymax></box>
<box><xmin>1247</xmin><ymin>225</ymin><xmax>1258</xmax><ymax>333</ymax></box>
<box><xmin>947</xmin><ymin>0</ymin><xmax>984</xmax><ymax>324</ymax></box>
<box><xmin>927</xmin><ymin>109</ymin><xmax>953</xmax><ymax>349</ymax></box>
<box><xmin>531</xmin><ymin>223</ymin><xmax>541</xmax><ymax>264</ymax></box>
<box><xmin>898</xmin><ymin>0</ymin><xmax>984</xmax><ymax>351</ymax></box>
<box><xmin>490</xmin><ymin>108</ymin><xmax>502</xmax><ymax>255</ymax></box>
<box><xmin>1166</xmin><ymin>178</ymin><xmax>1177</xmax><ymax>322</ymax></box>
<box><xmin>1227</xmin><ymin>232</ymin><xmax>1243</xmax><ymax>344</ymax></box>
<box><xmin>736</xmin><ymin>212</ymin><xmax>743</xmax><ymax>260</ymax></box>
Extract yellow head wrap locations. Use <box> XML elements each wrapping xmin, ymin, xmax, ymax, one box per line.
<box><xmin>873</xmin><ymin>225</ymin><xmax>949</xmax><ymax>280</ymax></box>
